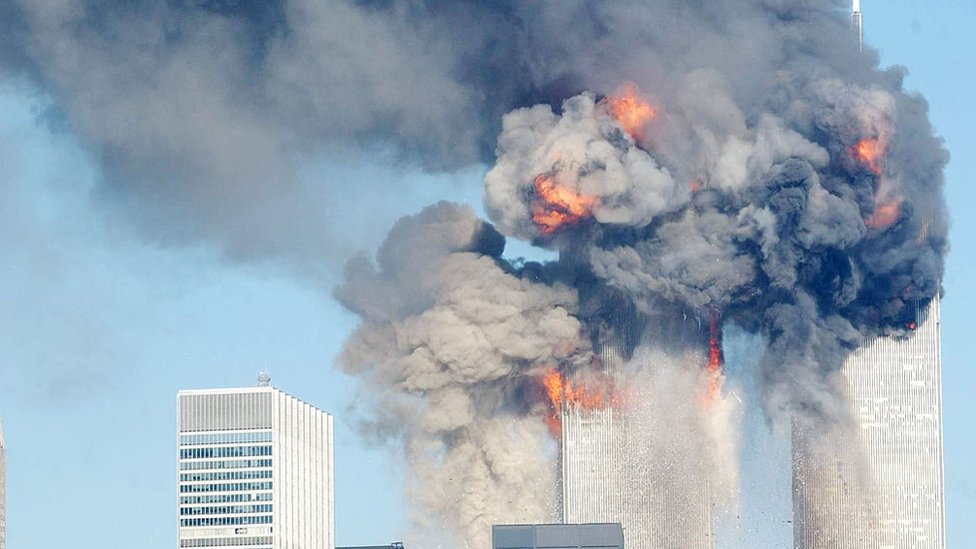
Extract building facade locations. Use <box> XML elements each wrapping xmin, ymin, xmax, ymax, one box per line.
<box><xmin>1</xmin><ymin>418</ymin><xmax>5</xmax><ymax>549</ymax></box>
<box><xmin>793</xmin><ymin>299</ymin><xmax>946</xmax><ymax>548</ymax></box>
<box><xmin>559</xmin><ymin>320</ymin><xmax>714</xmax><ymax>549</ymax></box>
<box><xmin>178</xmin><ymin>385</ymin><xmax>335</xmax><ymax>549</ymax></box>
<box><xmin>492</xmin><ymin>523</ymin><xmax>624</xmax><ymax>549</ymax></box>
<box><xmin>561</xmin><ymin>405</ymin><xmax>712</xmax><ymax>549</ymax></box>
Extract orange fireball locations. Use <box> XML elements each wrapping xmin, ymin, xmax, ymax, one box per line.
<box><xmin>531</xmin><ymin>174</ymin><xmax>597</xmax><ymax>234</ymax></box>
<box><xmin>603</xmin><ymin>83</ymin><xmax>656</xmax><ymax>141</ymax></box>
<box><xmin>540</xmin><ymin>368</ymin><xmax>624</xmax><ymax>436</ymax></box>
<box><xmin>865</xmin><ymin>196</ymin><xmax>901</xmax><ymax>229</ymax></box>
<box><xmin>852</xmin><ymin>138</ymin><xmax>885</xmax><ymax>175</ymax></box>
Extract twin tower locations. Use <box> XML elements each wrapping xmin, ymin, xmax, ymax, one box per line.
<box><xmin>557</xmin><ymin>299</ymin><xmax>945</xmax><ymax>548</ymax></box>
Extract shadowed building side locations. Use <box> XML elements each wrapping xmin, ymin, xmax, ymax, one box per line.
<box><xmin>492</xmin><ymin>523</ymin><xmax>624</xmax><ymax>549</ymax></box>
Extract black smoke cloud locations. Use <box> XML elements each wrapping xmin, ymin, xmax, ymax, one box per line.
<box><xmin>1</xmin><ymin>0</ymin><xmax>894</xmax><ymax>259</ymax></box>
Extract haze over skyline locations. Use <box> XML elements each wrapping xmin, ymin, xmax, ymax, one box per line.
<box><xmin>0</xmin><ymin>2</ymin><xmax>973</xmax><ymax>548</ymax></box>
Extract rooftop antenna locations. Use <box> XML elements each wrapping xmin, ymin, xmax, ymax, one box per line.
<box><xmin>257</xmin><ymin>371</ymin><xmax>272</xmax><ymax>387</ymax></box>
<box><xmin>852</xmin><ymin>0</ymin><xmax>863</xmax><ymax>52</ymax></box>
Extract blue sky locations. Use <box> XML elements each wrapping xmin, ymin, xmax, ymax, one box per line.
<box><xmin>1</xmin><ymin>2</ymin><xmax>974</xmax><ymax>548</ymax></box>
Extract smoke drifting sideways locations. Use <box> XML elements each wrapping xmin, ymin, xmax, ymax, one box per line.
<box><xmin>0</xmin><ymin>0</ymin><xmax>943</xmax><ymax>264</ymax></box>
<box><xmin>335</xmin><ymin>11</ymin><xmax>946</xmax><ymax>549</ymax></box>
<box><xmin>1</xmin><ymin>0</ymin><xmax>947</xmax><ymax>547</ymax></box>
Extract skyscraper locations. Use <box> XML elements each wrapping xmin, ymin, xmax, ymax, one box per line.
<box><xmin>178</xmin><ymin>382</ymin><xmax>335</xmax><ymax>549</ymax></box>
<box><xmin>792</xmin><ymin>299</ymin><xmax>946</xmax><ymax>548</ymax></box>
<box><xmin>561</xmin><ymin>405</ymin><xmax>713</xmax><ymax>549</ymax></box>
<box><xmin>559</xmin><ymin>322</ymin><xmax>715</xmax><ymax>549</ymax></box>
<box><xmin>1</xmin><ymin>418</ymin><xmax>5</xmax><ymax>549</ymax></box>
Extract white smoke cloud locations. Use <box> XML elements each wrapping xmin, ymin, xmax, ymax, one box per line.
<box><xmin>336</xmin><ymin>202</ymin><xmax>589</xmax><ymax>547</ymax></box>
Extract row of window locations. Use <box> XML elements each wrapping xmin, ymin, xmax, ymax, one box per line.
<box><xmin>180</xmin><ymin>492</ymin><xmax>272</xmax><ymax>505</ymax></box>
<box><xmin>180</xmin><ymin>536</ymin><xmax>272</xmax><ymax>547</ymax></box>
<box><xmin>180</xmin><ymin>515</ymin><xmax>272</xmax><ymax>527</ymax></box>
<box><xmin>180</xmin><ymin>470</ymin><xmax>272</xmax><ymax>482</ymax></box>
<box><xmin>180</xmin><ymin>459</ymin><xmax>273</xmax><ymax>471</ymax></box>
<box><xmin>180</xmin><ymin>446</ymin><xmax>272</xmax><ymax>459</ymax></box>
<box><xmin>179</xmin><ymin>482</ymin><xmax>272</xmax><ymax>493</ymax></box>
<box><xmin>180</xmin><ymin>504</ymin><xmax>273</xmax><ymax>516</ymax></box>
<box><xmin>180</xmin><ymin>431</ymin><xmax>273</xmax><ymax>446</ymax></box>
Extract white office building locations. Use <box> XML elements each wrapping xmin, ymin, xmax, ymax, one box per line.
<box><xmin>178</xmin><ymin>383</ymin><xmax>335</xmax><ymax>549</ymax></box>
<box><xmin>1</xmin><ymin>418</ymin><xmax>5</xmax><ymax>549</ymax></box>
<box><xmin>560</xmin><ymin>327</ymin><xmax>714</xmax><ymax>549</ymax></box>
<box><xmin>793</xmin><ymin>299</ymin><xmax>946</xmax><ymax>548</ymax></box>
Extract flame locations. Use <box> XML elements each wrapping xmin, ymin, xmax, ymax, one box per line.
<box><xmin>531</xmin><ymin>174</ymin><xmax>597</xmax><ymax>234</ymax></box>
<box><xmin>542</xmin><ymin>368</ymin><xmax>564</xmax><ymax>408</ymax></box>
<box><xmin>703</xmin><ymin>306</ymin><xmax>724</xmax><ymax>402</ymax></box>
<box><xmin>865</xmin><ymin>196</ymin><xmax>901</xmax><ymax>229</ymax></box>
<box><xmin>603</xmin><ymin>83</ymin><xmax>656</xmax><ymax>141</ymax></box>
<box><xmin>852</xmin><ymin>138</ymin><xmax>885</xmax><ymax>175</ymax></box>
<box><xmin>540</xmin><ymin>368</ymin><xmax>623</xmax><ymax>435</ymax></box>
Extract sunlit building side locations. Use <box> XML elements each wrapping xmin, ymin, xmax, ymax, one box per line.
<box><xmin>1</xmin><ymin>418</ymin><xmax>5</xmax><ymax>549</ymax></box>
<box><xmin>177</xmin><ymin>384</ymin><xmax>335</xmax><ymax>549</ymax></box>
<box><xmin>793</xmin><ymin>299</ymin><xmax>946</xmax><ymax>548</ymax></box>
<box><xmin>560</xmin><ymin>322</ymin><xmax>714</xmax><ymax>549</ymax></box>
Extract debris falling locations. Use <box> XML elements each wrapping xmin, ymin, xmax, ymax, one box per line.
<box><xmin>705</xmin><ymin>306</ymin><xmax>725</xmax><ymax>401</ymax></box>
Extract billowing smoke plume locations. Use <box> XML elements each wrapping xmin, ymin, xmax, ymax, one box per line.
<box><xmin>333</xmin><ymin>3</ymin><xmax>945</xmax><ymax>548</ymax></box>
<box><xmin>482</xmin><ymin>69</ymin><xmax>944</xmax><ymax>423</ymax></box>
<box><xmin>1</xmin><ymin>0</ymin><xmax>947</xmax><ymax>547</ymax></box>
<box><xmin>2</xmin><ymin>0</ymin><xmax>939</xmax><ymax>261</ymax></box>
<box><xmin>335</xmin><ymin>202</ymin><xmax>590</xmax><ymax>543</ymax></box>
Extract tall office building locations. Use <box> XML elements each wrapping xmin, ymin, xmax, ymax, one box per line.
<box><xmin>560</xmin><ymin>323</ymin><xmax>714</xmax><ymax>549</ymax></box>
<box><xmin>1</xmin><ymin>418</ymin><xmax>5</xmax><ymax>549</ymax></box>
<box><xmin>178</xmin><ymin>382</ymin><xmax>335</xmax><ymax>549</ymax></box>
<box><xmin>561</xmin><ymin>406</ymin><xmax>712</xmax><ymax>549</ymax></box>
<box><xmin>792</xmin><ymin>299</ymin><xmax>946</xmax><ymax>548</ymax></box>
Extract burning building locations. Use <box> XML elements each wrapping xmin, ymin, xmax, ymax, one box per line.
<box><xmin>554</xmin><ymin>314</ymin><xmax>723</xmax><ymax>549</ymax></box>
<box><xmin>332</xmin><ymin>5</ymin><xmax>948</xmax><ymax>549</ymax></box>
<box><xmin>792</xmin><ymin>298</ymin><xmax>946</xmax><ymax>548</ymax></box>
<box><xmin>0</xmin><ymin>1</ymin><xmax>951</xmax><ymax>548</ymax></box>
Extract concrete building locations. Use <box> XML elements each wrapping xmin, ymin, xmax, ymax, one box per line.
<box><xmin>560</xmin><ymin>322</ymin><xmax>714</xmax><ymax>549</ymax></box>
<box><xmin>492</xmin><ymin>523</ymin><xmax>624</xmax><ymax>549</ymax></box>
<box><xmin>561</xmin><ymin>405</ymin><xmax>712</xmax><ymax>549</ymax></box>
<box><xmin>1</xmin><ymin>418</ymin><xmax>5</xmax><ymax>549</ymax></box>
<box><xmin>792</xmin><ymin>299</ymin><xmax>946</xmax><ymax>548</ymax></box>
<box><xmin>177</xmin><ymin>382</ymin><xmax>335</xmax><ymax>549</ymax></box>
